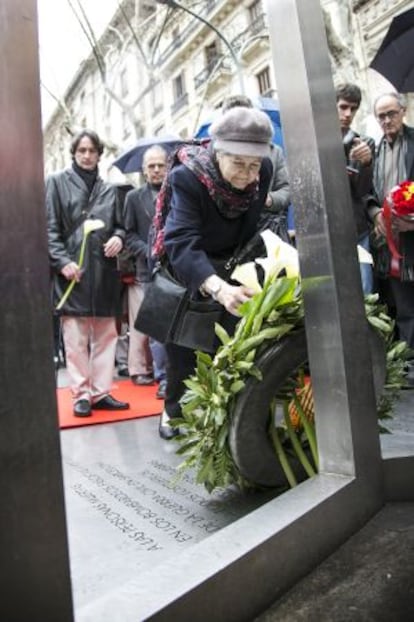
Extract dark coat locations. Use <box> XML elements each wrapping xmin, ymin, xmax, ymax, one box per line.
<box><xmin>164</xmin><ymin>160</ymin><xmax>272</xmax><ymax>295</ymax></box>
<box><xmin>346</xmin><ymin>133</ymin><xmax>376</xmax><ymax>238</ymax></box>
<box><xmin>46</xmin><ymin>168</ymin><xmax>125</xmax><ymax>316</ymax></box>
<box><xmin>373</xmin><ymin>124</ymin><xmax>414</xmax><ymax>280</ymax></box>
<box><xmin>258</xmin><ymin>144</ymin><xmax>291</xmax><ymax>240</ymax></box>
<box><xmin>124</xmin><ymin>184</ymin><xmax>157</xmax><ymax>282</ymax></box>
<box><xmin>374</xmin><ymin>124</ymin><xmax>414</xmax><ymax>204</ymax></box>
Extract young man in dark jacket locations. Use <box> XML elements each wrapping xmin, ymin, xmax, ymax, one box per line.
<box><xmin>47</xmin><ymin>129</ymin><xmax>129</xmax><ymax>416</ymax></box>
<box><xmin>335</xmin><ymin>83</ymin><xmax>377</xmax><ymax>294</ymax></box>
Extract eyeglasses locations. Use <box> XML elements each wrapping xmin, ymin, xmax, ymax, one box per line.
<box><xmin>146</xmin><ymin>163</ymin><xmax>166</xmax><ymax>168</ymax></box>
<box><xmin>376</xmin><ymin>110</ymin><xmax>401</xmax><ymax>123</ymax></box>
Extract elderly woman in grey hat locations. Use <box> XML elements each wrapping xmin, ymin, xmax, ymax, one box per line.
<box><xmin>154</xmin><ymin>106</ymin><xmax>274</xmax><ymax>438</ymax></box>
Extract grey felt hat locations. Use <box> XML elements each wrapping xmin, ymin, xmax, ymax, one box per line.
<box><xmin>210</xmin><ymin>106</ymin><xmax>273</xmax><ymax>157</ymax></box>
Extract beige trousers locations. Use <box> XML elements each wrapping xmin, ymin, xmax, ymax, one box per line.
<box><xmin>127</xmin><ymin>281</ymin><xmax>153</xmax><ymax>377</ymax></box>
<box><xmin>61</xmin><ymin>316</ymin><xmax>118</xmax><ymax>403</ymax></box>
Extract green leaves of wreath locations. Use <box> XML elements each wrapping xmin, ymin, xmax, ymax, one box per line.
<box><xmin>171</xmin><ymin>232</ymin><xmax>410</xmax><ymax>493</ymax></box>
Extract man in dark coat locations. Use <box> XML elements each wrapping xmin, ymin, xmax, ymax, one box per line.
<box><xmin>369</xmin><ymin>93</ymin><xmax>414</xmax><ymax>368</ymax></box>
<box><xmin>124</xmin><ymin>145</ymin><xmax>168</xmax><ymax>396</ymax></box>
<box><xmin>47</xmin><ymin>129</ymin><xmax>129</xmax><ymax>416</ymax></box>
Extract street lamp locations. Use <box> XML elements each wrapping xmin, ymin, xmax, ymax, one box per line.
<box><xmin>155</xmin><ymin>0</ymin><xmax>245</xmax><ymax>94</ymax></box>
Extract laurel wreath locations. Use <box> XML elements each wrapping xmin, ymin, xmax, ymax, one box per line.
<box><xmin>171</xmin><ymin>279</ymin><xmax>410</xmax><ymax>494</ymax></box>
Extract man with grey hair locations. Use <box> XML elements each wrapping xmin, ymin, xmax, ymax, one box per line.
<box><xmin>370</xmin><ymin>92</ymin><xmax>414</xmax><ymax>382</ymax></box>
<box><xmin>124</xmin><ymin>145</ymin><xmax>168</xmax><ymax>397</ymax></box>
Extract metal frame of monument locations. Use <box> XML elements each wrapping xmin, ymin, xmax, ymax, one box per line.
<box><xmin>1</xmin><ymin>1</ymin><xmax>413</xmax><ymax>621</ymax></box>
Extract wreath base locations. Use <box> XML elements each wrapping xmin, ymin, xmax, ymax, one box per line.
<box><xmin>229</xmin><ymin>327</ymin><xmax>386</xmax><ymax>487</ymax></box>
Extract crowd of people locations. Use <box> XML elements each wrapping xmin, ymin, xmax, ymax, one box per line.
<box><xmin>46</xmin><ymin>85</ymin><xmax>414</xmax><ymax>435</ymax></box>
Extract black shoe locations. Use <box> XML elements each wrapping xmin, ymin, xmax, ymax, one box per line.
<box><xmin>158</xmin><ymin>411</ymin><xmax>179</xmax><ymax>440</ymax></box>
<box><xmin>131</xmin><ymin>374</ymin><xmax>155</xmax><ymax>386</ymax></box>
<box><xmin>92</xmin><ymin>395</ymin><xmax>130</xmax><ymax>410</ymax></box>
<box><xmin>117</xmin><ymin>367</ymin><xmax>130</xmax><ymax>377</ymax></box>
<box><xmin>156</xmin><ymin>379</ymin><xmax>167</xmax><ymax>399</ymax></box>
<box><xmin>73</xmin><ymin>399</ymin><xmax>91</xmax><ymax>417</ymax></box>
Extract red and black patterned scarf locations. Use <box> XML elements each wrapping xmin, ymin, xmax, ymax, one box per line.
<box><xmin>151</xmin><ymin>144</ymin><xmax>259</xmax><ymax>261</ymax></box>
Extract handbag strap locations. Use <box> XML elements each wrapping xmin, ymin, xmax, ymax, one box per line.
<box><xmin>221</xmin><ymin>231</ymin><xmax>265</xmax><ymax>276</ymax></box>
<box><xmin>63</xmin><ymin>195</ymin><xmax>96</xmax><ymax>241</ymax></box>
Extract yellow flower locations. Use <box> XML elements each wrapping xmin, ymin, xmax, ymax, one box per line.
<box><xmin>402</xmin><ymin>182</ymin><xmax>414</xmax><ymax>201</ymax></box>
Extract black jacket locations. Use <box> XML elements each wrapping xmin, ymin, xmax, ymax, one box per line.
<box><xmin>46</xmin><ymin>168</ymin><xmax>125</xmax><ymax>316</ymax></box>
<box><xmin>371</xmin><ymin>124</ymin><xmax>414</xmax><ymax>280</ymax></box>
<box><xmin>345</xmin><ymin>132</ymin><xmax>376</xmax><ymax>238</ymax></box>
<box><xmin>124</xmin><ymin>184</ymin><xmax>158</xmax><ymax>282</ymax></box>
<box><xmin>164</xmin><ymin>160</ymin><xmax>272</xmax><ymax>295</ymax></box>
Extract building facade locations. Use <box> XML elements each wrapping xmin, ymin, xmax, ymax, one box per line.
<box><xmin>42</xmin><ymin>0</ymin><xmax>414</xmax><ymax>180</ymax></box>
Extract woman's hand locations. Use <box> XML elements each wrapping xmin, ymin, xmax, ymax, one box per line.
<box><xmin>216</xmin><ymin>282</ymin><xmax>255</xmax><ymax>316</ymax></box>
<box><xmin>61</xmin><ymin>261</ymin><xmax>82</xmax><ymax>282</ymax></box>
<box><xmin>103</xmin><ymin>235</ymin><xmax>123</xmax><ymax>257</ymax></box>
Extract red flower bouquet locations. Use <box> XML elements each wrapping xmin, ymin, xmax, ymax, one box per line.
<box><xmin>388</xmin><ymin>180</ymin><xmax>414</xmax><ymax>218</ymax></box>
<box><xmin>382</xmin><ymin>180</ymin><xmax>414</xmax><ymax>276</ymax></box>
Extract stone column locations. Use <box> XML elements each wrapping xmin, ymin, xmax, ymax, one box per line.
<box><xmin>0</xmin><ymin>1</ymin><xmax>73</xmax><ymax>620</ymax></box>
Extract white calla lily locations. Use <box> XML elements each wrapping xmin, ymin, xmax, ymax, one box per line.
<box><xmin>257</xmin><ymin>229</ymin><xmax>300</xmax><ymax>279</ymax></box>
<box><xmin>357</xmin><ymin>244</ymin><xmax>373</xmax><ymax>265</ymax></box>
<box><xmin>56</xmin><ymin>218</ymin><xmax>106</xmax><ymax>310</ymax></box>
<box><xmin>231</xmin><ymin>261</ymin><xmax>262</xmax><ymax>293</ymax></box>
<box><xmin>84</xmin><ymin>218</ymin><xmax>105</xmax><ymax>235</ymax></box>
<box><xmin>230</xmin><ymin>229</ymin><xmax>300</xmax><ymax>293</ymax></box>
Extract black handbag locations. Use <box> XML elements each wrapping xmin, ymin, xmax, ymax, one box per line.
<box><xmin>135</xmin><ymin>231</ymin><xmax>269</xmax><ymax>352</ymax></box>
<box><xmin>134</xmin><ymin>265</ymin><xmax>223</xmax><ymax>352</ymax></box>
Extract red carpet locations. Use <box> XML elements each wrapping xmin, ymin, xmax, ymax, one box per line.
<box><xmin>57</xmin><ymin>380</ymin><xmax>162</xmax><ymax>429</ymax></box>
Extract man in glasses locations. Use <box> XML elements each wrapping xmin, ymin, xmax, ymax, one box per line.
<box><xmin>124</xmin><ymin>145</ymin><xmax>168</xmax><ymax>398</ymax></box>
<box><xmin>370</xmin><ymin>92</ymin><xmax>414</xmax><ymax>385</ymax></box>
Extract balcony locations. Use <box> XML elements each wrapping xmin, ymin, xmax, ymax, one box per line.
<box><xmin>194</xmin><ymin>58</ymin><xmax>232</xmax><ymax>90</ymax></box>
<box><xmin>155</xmin><ymin>0</ymin><xmax>222</xmax><ymax>67</ymax></box>
<box><xmin>231</xmin><ymin>13</ymin><xmax>268</xmax><ymax>55</ymax></box>
<box><xmin>171</xmin><ymin>92</ymin><xmax>189</xmax><ymax>114</ymax></box>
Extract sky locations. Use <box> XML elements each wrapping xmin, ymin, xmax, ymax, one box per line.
<box><xmin>37</xmin><ymin>0</ymin><xmax>118</xmax><ymax>124</ymax></box>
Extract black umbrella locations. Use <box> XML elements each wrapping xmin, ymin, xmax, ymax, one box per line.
<box><xmin>112</xmin><ymin>134</ymin><xmax>185</xmax><ymax>174</ymax></box>
<box><xmin>369</xmin><ymin>8</ymin><xmax>414</xmax><ymax>93</ymax></box>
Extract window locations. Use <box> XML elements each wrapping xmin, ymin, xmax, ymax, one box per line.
<box><xmin>205</xmin><ymin>41</ymin><xmax>219</xmax><ymax>68</ymax></box>
<box><xmin>173</xmin><ymin>73</ymin><xmax>185</xmax><ymax>101</ymax></box>
<box><xmin>139</xmin><ymin>2</ymin><xmax>155</xmax><ymax>19</ymax></box>
<box><xmin>172</xmin><ymin>26</ymin><xmax>180</xmax><ymax>45</ymax></box>
<box><xmin>152</xmin><ymin>81</ymin><xmax>163</xmax><ymax>114</ymax></box>
<box><xmin>122</xmin><ymin>109</ymin><xmax>130</xmax><ymax>139</ymax></box>
<box><xmin>249</xmin><ymin>0</ymin><xmax>262</xmax><ymax>22</ymax></box>
<box><xmin>120</xmin><ymin>68</ymin><xmax>129</xmax><ymax>98</ymax></box>
<box><xmin>256</xmin><ymin>66</ymin><xmax>271</xmax><ymax>95</ymax></box>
